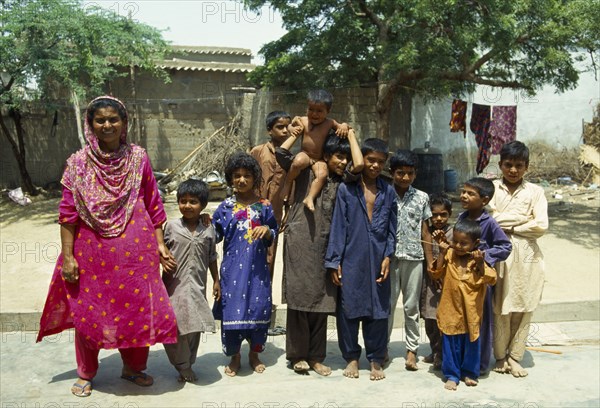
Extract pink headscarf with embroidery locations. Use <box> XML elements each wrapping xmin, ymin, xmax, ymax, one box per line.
<box><xmin>61</xmin><ymin>96</ymin><xmax>145</xmax><ymax>237</ymax></box>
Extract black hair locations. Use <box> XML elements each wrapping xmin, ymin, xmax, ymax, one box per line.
<box><xmin>390</xmin><ymin>149</ymin><xmax>418</xmax><ymax>171</ymax></box>
<box><xmin>323</xmin><ymin>131</ymin><xmax>351</xmax><ymax>158</ymax></box>
<box><xmin>224</xmin><ymin>152</ymin><xmax>262</xmax><ymax>189</ymax></box>
<box><xmin>86</xmin><ymin>98</ymin><xmax>127</xmax><ymax>126</ymax></box>
<box><xmin>361</xmin><ymin>138</ymin><xmax>389</xmax><ymax>158</ymax></box>
<box><xmin>453</xmin><ymin>218</ymin><xmax>482</xmax><ymax>242</ymax></box>
<box><xmin>500</xmin><ymin>141</ymin><xmax>530</xmax><ymax>165</ymax></box>
<box><xmin>464</xmin><ymin>177</ymin><xmax>495</xmax><ymax>200</ymax></box>
<box><xmin>429</xmin><ymin>192</ymin><xmax>452</xmax><ymax>214</ymax></box>
<box><xmin>265</xmin><ymin>110</ymin><xmax>291</xmax><ymax>130</ymax></box>
<box><xmin>307</xmin><ymin>89</ymin><xmax>333</xmax><ymax>110</ymax></box>
<box><xmin>176</xmin><ymin>178</ymin><xmax>209</xmax><ymax>204</ymax></box>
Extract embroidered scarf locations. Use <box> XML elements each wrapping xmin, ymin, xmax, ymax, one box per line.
<box><xmin>449</xmin><ymin>99</ymin><xmax>467</xmax><ymax>137</ymax></box>
<box><xmin>61</xmin><ymin>96</ymin><xmax>145</xmax><ymax>237</ymax></box>
<box><xmin>490</xmin><ymin>105</ymin><xmax>517</xmax><ymax>154</ymax></box>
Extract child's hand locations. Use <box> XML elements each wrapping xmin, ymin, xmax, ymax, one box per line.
<box><xmin>376</xmin><ymin>256</ymin><xmax>390</xmax><ymax>283</ymax></box>
<box><xmin>201</xmin><ymin>213</ymin><xmax>212</xmax><ymax>227</ymax></box>
<box><xmin>212</xmin><ymin>280</ymin><xmax>221</xmax><ymax>301</ymax></box>
<box><xmin>329</xmin><ymin>267</ymin><xmax>342</xmax><ymax>286</ymax></box>
<box><xmin>290</xmin><ymin>117</ymin><xmax>304</xmax><ymax>136</ymax></box>
<box><xmin>471</xmin><ymin>249</ymin><xmax>485</xmax><ymax>273</ymax></box>
<box><xmin>335</xmin><ymin>122</ymin><xmax>350</xmax><ymax>138</ymax></box>
<box><xmin>432</xmin><ymin>230</ymin><xmax>448</xmax><ymax>244</ymax></box>
<box><xmin>159</xmin><ymin>245</ymin><xmax>177</xmax><ymax>273</ymax></box>
<box><xmin>251</xmin><ymin>226</ymin><xmax>272</xmax><ymax>241</ymax></box>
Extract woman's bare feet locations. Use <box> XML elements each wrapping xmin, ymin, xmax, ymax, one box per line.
<box><xmin>508</xmin><ymin>356</ymin><xmax>528</xmax><ymax>377</ymax></box>
<box><xmin>309</xmin><ymin>360</ymin><xmax>332</xmax><ymax>376</ymax></box>
<box><xmin>178</xmin><ymin>368</ymin><xmax>197</xmax><ymax>383</ymax></box>
<box><xmin>444</xmin><ymin>379</ymin><xmax>458</xmax><ymax>390</ymax></box>
<box><xmin>293</xmin><ymin>360</ymin><xmax>310</xmax><ymax>373</ymax></box>
<box><xmin>343</xmin><ymin>360</ymin><xmax>359</xmax><ymax>378</ymax></box>
<box><xmin>405</xmin><ymin>350</ymin><xmax>418</xmax><ymax>371</ymax></box>
<box><xmin>370</xmin><ymin>362</ymin><xmax>385</xmax><ymax>381</ymax></box>
<box><xmin>464</xmin><ymin>376</ymin><xmax>478</xmax><ymax>386</ymax></box>
<box><xmin>493</xmin><ymin>357</ymin><xmax>510</xmax><ymax>374</ymax></box>
<box><xmin>249</xmin><ymin>351</ymin><xmax>266</xmax><ymax>373</ymax></box>
<box><xmin>225</xmin><ymin>353</ymin><xmax>241</xmax><ymax>377</ymax></box>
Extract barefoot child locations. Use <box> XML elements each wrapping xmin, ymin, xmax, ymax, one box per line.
<box><xmin>276</xmin><ymin>129</ymin><xmax>363</xmax><ymax>376</ymax></box>
<box><xmin>162</xmin><ymin>179</ymin><xmax>220</xmax><ymax>383</ymax></box>
<box><xmin>489</xmin><ymin>141</ymin><xmax>548</xmax><ymax>377</ymax></box>
<box><xmin>325</xmin><ymin>138</ymin><xmax>397</xmax><ymax>381</ymax></box>
<box><xmin>431</xmin><ymin>219</ymin><xmax>497</xmax><ymax>390</ymax></box>
<box><xmin>387</xmin><ymin>149</ymin><xmax>433</xmax><ymax>371</ymax></box>
<box><xmin>212</xmin><ymin>153</ymin><xmax>278</xmax><ymax>377</ymax></box>
<box><xmin>421</xmin><ymin>192</ymin><xmax>453</xmax><ymax>370</ymax></box>
<box><xmin>458</xmin><ymin>177</ymin><xmax>512</xmax><ymax>373</ymax></box>
<box><xmin>250</xmin><ymin>111</ymin><xmax>291</xmax><ymax>277</ymax></box>
<box><xmin>282</xmin><ymin>89</ymin><xmax>349</xmax><ymax>212</ymax></box>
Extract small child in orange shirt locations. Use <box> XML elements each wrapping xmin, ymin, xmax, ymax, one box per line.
<box><xmin>431</xmin><ymin>219</ymin><xmax>496</xmax><ymax>391</ymax></box>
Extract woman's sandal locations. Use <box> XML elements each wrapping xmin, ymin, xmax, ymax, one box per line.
<box><xmin>120</xmin><ymin>372</ymin><xmax>154</xmax><ymax>386</ymax></box>
<box><xmin>71</xmin><ymin>380</ymin><xmax>92</xmax><ymax>397</ymax></box>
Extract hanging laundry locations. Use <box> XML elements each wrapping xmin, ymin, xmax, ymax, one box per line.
<box><xmin>470</xmin><ymin>103</ymin><xmax>492</xmax><ymax>174</ymax></box>
<box><xmin>449</xmin><ymin>99</ymin><xmax>467</xmax><ymax>137</ymax></box>
<box><xmin>489</xmin><ymin>105</ymin><xmax>517</xmax><ymax>154</ymax></box>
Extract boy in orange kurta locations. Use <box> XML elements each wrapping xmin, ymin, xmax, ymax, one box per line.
<box><xmin>431</xmin><ymin>219</ymin><xmax>496</xmax><ymax>391</ymax></box>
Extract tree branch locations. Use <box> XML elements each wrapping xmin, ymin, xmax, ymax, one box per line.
<box><xmin>441</xmin><ymin>72</ymin><xmax>530</xmax><ymax>89</ymax></box>
<box><xmin>467</xmin><ymin>34</ymin><xmax>529</xmax><ymax>74</ymax></box>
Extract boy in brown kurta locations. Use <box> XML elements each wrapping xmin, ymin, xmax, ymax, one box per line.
<box><xmin>431</xmin><ymin>219</ymin><xmax>496</xmax><ymax>390</ymax></box>
<box><xmin>250</xmin><ymin>111</ymin><xmax>292</xmax><ymax>278</ymax></box>
<box><xmin>162</xmin><ymin>179</ymin><xmax>220</xmax><ymax>382</ymax></box>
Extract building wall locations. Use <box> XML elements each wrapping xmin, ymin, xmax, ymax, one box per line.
<box><xmin>411</xmin><ymin>70</ymin><xmax>600</xmax><ymax>184</ymax></box>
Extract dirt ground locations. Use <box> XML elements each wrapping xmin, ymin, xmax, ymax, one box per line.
<box><xmin>1</xmin><ymin>185</ymin><xmax>598</xmax><ymax>315</ymax></box>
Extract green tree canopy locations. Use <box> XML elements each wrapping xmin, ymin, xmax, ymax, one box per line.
<box><xmin>0</xmin><ymin>0</ymin><xmax>169</xmax><ymax>194</ymax></box>
<box><xmin>244</xmin><ymin>0</ymin><xmax>600</xmax><ymax>141</ymax></box>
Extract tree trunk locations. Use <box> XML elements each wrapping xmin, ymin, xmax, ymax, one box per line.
<box><xmin>375</xmin><ymin>81</ymin><xmax>412</xmax><ymax>149</ymax></box>
<box><xmin>71</xmin><ymin>90</ymin><xmax>86</xmax><ymax>148</ymax></box>
<box><xmin>0</xmin><ymin>108</ymin><xmax>38</xmax><ymax>195</ymax></box>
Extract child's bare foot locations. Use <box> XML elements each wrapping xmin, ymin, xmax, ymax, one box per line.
<box><xmin>493</xmin><ymin>357</ymin><xmax>510</xmax><ymax>374</ymax></box>
<box><xmin>225</xmin><ymin>353</ymin><xmax>241</xmax><ymax>377</ymax></box>
<box><xmin>444</xmin><ymin>379</ymin><xmax>458</xmax><ymax>390</ymax></box>
<box><xmin>177</xmin><ymin>368</ymin><xmax>197</xmax><ymax>383</ymax></box>
<box><xmin>343</xmin><ymin>360</ymin><xmax>359</xmax><ymax>378</ymax></box>
<box><xmin>309</xmin><ymin>360</ymin><xmax>331</xmax><ymax>376</ymax></box>
<box><xmin>303</xmin><ymin>197</ymin><xmax>315</xmax><ymax>212</ymax></box>
<box><xmin>464</xmin><ymin>377</ymin><xmax>478</xmax><ymax>386</ymax></box>
<box><xmin>293</xmin><ymin>360</ymin><xmax>309</xmax><ymax>373</ymax></box>
<box><xmin>405</xmin><ymin>350</ymin><xmax>418</xmax><ymax>371</ymax></box>
<box><xmin>508</xmin><ymin>356</ymin><xmax>528</xmax><ymax>377</ymax></box>
<box><xmin>370</xmin><ymin>362</ymin><xmax>385</xmax><ymax>381</ymax></box>
<box><xmin>423</xmin><ymin>353</ymin><xmax>434</xmax><ymax>364</ymax></box>
<box><xmin>249</xmin><ymin>351</ymin><xmax>266</xmax><ymax>373</ymax></box>
<box><xmin>433</xmin><ymin>353</ymin><xmax>442</xmax><ymax>370</ymax></box>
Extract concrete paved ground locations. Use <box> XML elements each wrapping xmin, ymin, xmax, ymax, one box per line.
<box><xmin>1</xmin><ymin>321</ymin><xmax>598</xmax><ymax>408</ymax></box>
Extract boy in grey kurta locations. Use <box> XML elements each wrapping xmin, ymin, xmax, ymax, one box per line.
<box><xmin>162</xmin><ymin>179</ymin><xmax>220</xmax><ymax>382</ymax></box>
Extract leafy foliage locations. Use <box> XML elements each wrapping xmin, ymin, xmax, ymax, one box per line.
<box><xmin>244</xmin><ymin>0</ymin><xmax>599</xmax><ymax>98</ymax></box>
<box><xmin>0</xmin><ymin>0</ymin><xmax>169</xmax><ymax>108</ymax></box>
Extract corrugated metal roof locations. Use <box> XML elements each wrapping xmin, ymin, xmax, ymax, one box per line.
<box><xmin>169</xmin><ymin>45</ymin><xmax>252</xmax><ymax>56</ymax></box>
<box><xmin>158</xmin><ymin>60</ymin><xmax>256</xmax><ymax>73</ymax></box>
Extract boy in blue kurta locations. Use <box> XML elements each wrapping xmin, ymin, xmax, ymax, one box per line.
<box><xmin>325</xmin><ymin>138</ymin><xmax>397</xmax><ymax>381</ymax></box>
<box><xmin>457</xmin><ymin>177</ymin><xmax>511</xmax><ymax>373</ymax></box>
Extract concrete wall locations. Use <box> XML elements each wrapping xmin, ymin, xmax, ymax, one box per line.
<box><xmin>411</xmin><ymin>69</ymin><xmax>600</xmax><ymax>184</ymax></box>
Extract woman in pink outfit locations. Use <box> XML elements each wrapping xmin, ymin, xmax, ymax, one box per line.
<box><xmin>37</xmin><ymin>96</ymin><xmax>178</xmax><ymax>397</ymax></box>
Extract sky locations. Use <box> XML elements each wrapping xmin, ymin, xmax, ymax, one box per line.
<box><xmin>82</xmin><ymin>1</ymin><xmax>288</xmax><ymax>64</ymax></box>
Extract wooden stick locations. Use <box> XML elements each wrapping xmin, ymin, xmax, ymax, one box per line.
<box><xmin>525</xmin><ymin>346</ymin><xmax>563</xmax><ymax>355</ymax></box>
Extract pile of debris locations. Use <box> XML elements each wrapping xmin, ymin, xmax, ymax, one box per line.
<box><xmin>158</xmin><ymin>114</ymin><xmax>249</xmax><ymax>199</ymax></box>
<box><xmin>580</xmin><ymin>102</ymin><xmax>600</xmax><ymax>185</ymax></box>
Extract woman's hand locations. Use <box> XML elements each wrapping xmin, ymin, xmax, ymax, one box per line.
<box><xmin>159</xmin><ymin>244</ymin><xmax>177</xmax><ymax>273</ymax></box>
<box><xmin>61</xmin><ymin>255</ymin><xmax>79</xmax><ymax>283</ymax></box>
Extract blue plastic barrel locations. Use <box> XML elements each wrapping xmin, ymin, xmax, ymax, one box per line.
<box><xmin>444</xmin><ymin>169</ymin><xmax>458</xmax><ymax>192</ymax></box>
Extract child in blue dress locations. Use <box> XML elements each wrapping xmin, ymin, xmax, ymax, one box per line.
<box><xmin>212</xmin><ymin>152</ymin><xmax>278</xmax><ymax>377</ymax></box>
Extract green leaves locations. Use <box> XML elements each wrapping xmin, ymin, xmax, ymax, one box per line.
<box><xmin>0</xmin><ymin>0</ymin><xmax>169</xmax><ymax>107</ymax></box>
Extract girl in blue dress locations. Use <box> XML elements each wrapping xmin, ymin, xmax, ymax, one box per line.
<box><xmin>212</xmin><ymin>152</ymin><xmax>278</xmax><ymax>376</ymax></box>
